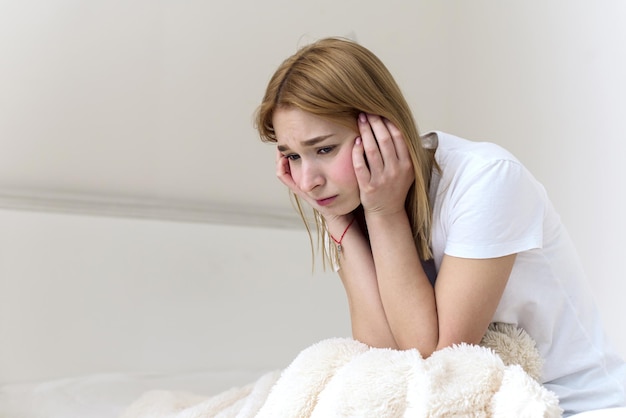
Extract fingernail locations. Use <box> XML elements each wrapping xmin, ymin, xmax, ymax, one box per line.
<box><xmin>355</xmin><ymin>136</ymin><xmax>362</xmax><ymax>145</ymax></box>
<box><xmin>358</xmin><ymin>113</ymin><xmax>367</xmax><ymax>123</ymax></box>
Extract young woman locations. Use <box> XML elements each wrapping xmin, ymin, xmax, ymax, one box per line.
<box><xmin>255</xmin><ymin>37</ymin><xmax>625</xmax><ymax>416</ymax></box>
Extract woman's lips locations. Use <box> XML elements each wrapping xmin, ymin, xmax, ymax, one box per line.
<box><xmin>316</xmin><ymin>196</ymin><xmax>337</xmax><ymax>206</ymax></box>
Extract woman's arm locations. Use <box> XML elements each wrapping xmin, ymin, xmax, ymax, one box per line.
<box><xmin>434</xmin><ymin>253</ymin><xmax>515</xmax><ymax>350</ymax></box>
<box><xmin>274</xmin><ymin>147</ymin><xmax>398</xmax><ymax>348</ymax></box>
<box><xmin>336</xmin><ymin>203</ymin><xmax>515</xmax><ymax>356</ymax></box>
<box><xmin>347</xmin><ymin>114</ymin><xmax>515</xmax><ymax>356</ymax></box>
<box><xmin>363</xmin><ymin>209</ymin><xmax>438</xmax><ymax>353</ymax></box>
<box><xmin>326</xmin><ymin>216</ymin><xmax>398</xmax><ymax>349</ymax></box>
<box><xmin>334</xmin><ymin>205</ymin><xmax>515</xmax><ymax>355</ymax></box>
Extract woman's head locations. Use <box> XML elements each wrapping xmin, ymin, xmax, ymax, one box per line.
<box><xmin>255</xmin><ymin>37</ymin><xmax>435</xmax><ymax>261</ymax></box>
<box><xmin>273</xmin><ymin>106</ymin><xmax>362</xmax><ymax>218</ymax></box>
<box><xmin>257</xmin><ymin>37</ymin><xmax>414</xmax><ymax>143</ymax></box>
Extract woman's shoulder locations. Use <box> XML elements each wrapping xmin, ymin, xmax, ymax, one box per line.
<box><xmin>426</xmin><ymin>131</ymin><xmax>544</xmax><ymax>202</ymax></box>
<box><xmin>424</xmin><ymin>131</ymin><xmax>519</xmax><ymax>167</ymax></box>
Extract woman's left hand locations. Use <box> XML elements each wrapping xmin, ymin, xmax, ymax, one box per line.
<box><xmin>352</xmin><ymin>113</ymin><xmax>415</xmax><ymax>217</ymax></box>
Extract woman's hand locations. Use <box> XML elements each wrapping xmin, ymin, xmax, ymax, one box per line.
<box><xmin>353</xmin><ymin>114</ymin><xmax>415</xmax><ymax>217</ymax></box>
<box><xmin>275</xmin><ymin>148</ymin><xmax>302</xmax><ymax>198</ymax></box>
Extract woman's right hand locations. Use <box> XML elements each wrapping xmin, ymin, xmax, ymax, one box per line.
<box><xmin>275</xmin><ymin>148</ymin><xmax>307</xmax><ymax>201</ymax></box>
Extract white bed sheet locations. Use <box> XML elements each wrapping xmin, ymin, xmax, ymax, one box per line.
<box><xmin>571</xmin><ymin>408</ymin><xmax>626</xmax><ymax>417</ymax></box>
<box><xmin>2</xmin><ymin>371</ymin><xmax>625</xmax><ymax>418</ymax></box>
<box><xmin>0</xmin><ymin>370</ymin><xmax>270</xmax><ymax>418</ymax></box>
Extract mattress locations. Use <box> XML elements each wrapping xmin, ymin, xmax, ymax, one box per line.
<box><xmin>0</xmin><ymin>370</ymin><xmax>269</xmax><ymax>418</ymax></box>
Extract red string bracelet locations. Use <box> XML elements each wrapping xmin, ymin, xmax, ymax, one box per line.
<box><xmin>330</xmin><ymin>218</ymin><xmax>356</xmax><ymax>254</ymax></box>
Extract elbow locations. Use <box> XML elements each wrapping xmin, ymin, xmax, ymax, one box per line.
<box><xmin>418</xmin><ymin>344</ymin><xmax>438</xmax><ymax>359</ymax></box>
<box><xmin>395</xmin><ymin>335</ymin><xmax>438</xmax><ymax>358</ymax></box>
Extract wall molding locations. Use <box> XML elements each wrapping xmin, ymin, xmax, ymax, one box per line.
<box><xmin>0</xmin><ymin>189</ymin><xmax>302</xmax><ymax>229</ymax></box>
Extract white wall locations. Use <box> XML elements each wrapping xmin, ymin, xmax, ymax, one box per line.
<box><xmin>0</xmin><ymin>208</ymin><xmax>350</xmax><ymax>384</ymax></box>
<box><xmin>0</xmin><ymin>0</ymin><xmax>442</xmax><ymax>211</ymax></box>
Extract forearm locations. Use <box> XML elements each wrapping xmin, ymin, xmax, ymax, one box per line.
<box><xmin>366</xmin><ymin>210</ymin><xmax>439</xmax><ymax>355</ymax></box>
<box><xmin>327</xmin><ymin>218</ymin><xmax>398</xmax><ymax>348</ymax></box>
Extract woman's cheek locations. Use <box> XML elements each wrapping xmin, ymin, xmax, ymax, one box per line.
<box><xmin>337</xmin><ymin>152</ymin><xmax>359</xmax><ymax>186</ymax></box>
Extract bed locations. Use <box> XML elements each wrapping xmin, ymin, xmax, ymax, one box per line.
<box><xmin>0</xmin><ymin>370</ymin><xmax>269</xmax><ymax>418</ymax></box>
<box><xmin>2</xmin><ymin>371</ymin><xmax>625</xmax><ymax>417</ymax></box>
<box><xmin>1</xmin><ymin>333</ymin><xmax>624</xmax><ymax>417</ymax></box>
<box><xmin>1</xmin><ymin>208</ymin><xmax>625</xmax><ymax>417</ymax></box>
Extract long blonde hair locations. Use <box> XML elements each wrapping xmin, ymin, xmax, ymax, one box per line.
<box><xmin>255</xmin><ymin>37</ymin><xmax>437</xmax><ymax>265</ymax></box>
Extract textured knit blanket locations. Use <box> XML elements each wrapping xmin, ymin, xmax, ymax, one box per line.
<box><xmin>120</xmin><ymin>323</ymin><xmax>562</xmax><ymax>417</ymax></box>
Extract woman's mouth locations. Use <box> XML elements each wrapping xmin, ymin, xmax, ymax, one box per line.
<box><xmin>316</xmin><ymin>196</ymin><xmax>337</xmax><ymax>206</ymax></box>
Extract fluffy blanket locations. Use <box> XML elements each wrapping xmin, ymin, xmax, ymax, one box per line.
<box><xmin>120</xmin><ymin>323</ymin><xmax>562</xmax><ymax>417</ymax></box>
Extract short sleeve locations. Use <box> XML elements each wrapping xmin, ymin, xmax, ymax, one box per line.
<box><xmin>444</xmin><ymin>159</ymin><xmax>545</xmax><ymax>259</ymax></box>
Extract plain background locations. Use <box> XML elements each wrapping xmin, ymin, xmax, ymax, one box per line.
<box><xmin>1</xmin><ymin>1</ymin><xmax>625</xmax><ymax>384</ymax></box>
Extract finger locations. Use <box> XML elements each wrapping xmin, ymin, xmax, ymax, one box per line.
<box><xmin>357</xmin><ymin>113</ymin><xmax>383</xmax><ymax>173</ymax></box>
<box><xmin>275</xmin><ymin>150</ymin><xmax>297</xmax><ymax>189</ymax></box>
<box><xmin>383</xmin><ymin>119</ymin><xmax>415</xmax><ymax>182</ymax></box>
<box><xmin>275</xmin><ymin>149</ymin><xmax>288</xmax><ymax>176</ymax></box>
<box><xmin>367</xmin><ymin>114</ymin><xmax>398</xmax><ymax>163</ymax></box>
<box><xmin>352</xmin><ymin>136</ymin><xmax>371</xmax><ymax>186</ymax></box>
<box><xmin>382</xmin><ymin>118</ymin><xmax>410</xmax><ymax>161</ymax></box>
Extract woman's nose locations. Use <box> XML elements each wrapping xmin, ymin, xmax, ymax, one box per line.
<box><xmin>298</xmin><ymin>162</ymin><xmax>325</xmax><ymax>192</ymax></box>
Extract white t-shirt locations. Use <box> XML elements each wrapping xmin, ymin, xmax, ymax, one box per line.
<box><xmin>427</xmin><ymin>131</ymin><xmax>626</xmax><ymax>415</ymax></box>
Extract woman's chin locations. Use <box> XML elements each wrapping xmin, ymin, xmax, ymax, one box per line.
<box><xmin>325</xmin><ymin>202</ymin><xmax>361</xmax><ymax>218</ymax></box>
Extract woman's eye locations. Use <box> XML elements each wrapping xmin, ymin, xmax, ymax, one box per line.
<box><xmin>285</xmin><ymin>154</ymin><xmax>300</xmax><ymax>161</ymax></box>
<box><xmin>318</xmin><ymin>146</ymin><xmax>334</xmax><ymax>155</ymax></box>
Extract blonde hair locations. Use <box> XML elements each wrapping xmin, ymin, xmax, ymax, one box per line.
<box><xmin>255</xmin><ymin>37</ymin><xmax>436</xmax><ymax>265</ymax></box>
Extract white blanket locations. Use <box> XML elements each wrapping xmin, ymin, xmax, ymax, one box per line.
<box><xmin>121</xmin><ymin>323</ymin><xmax>562</xmax><ymax>417</ymax></box>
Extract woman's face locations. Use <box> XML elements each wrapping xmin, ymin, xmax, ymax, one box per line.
<box><xmin>273</xmin><ymin>107</ymin><xmax>361</xmax><ymax>216</ymax></box>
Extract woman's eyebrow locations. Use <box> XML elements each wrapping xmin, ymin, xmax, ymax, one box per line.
<box><xmin>277</xmin><ymin>134</ymin><xmax>334</xmax><ymax>152</ymax></box>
